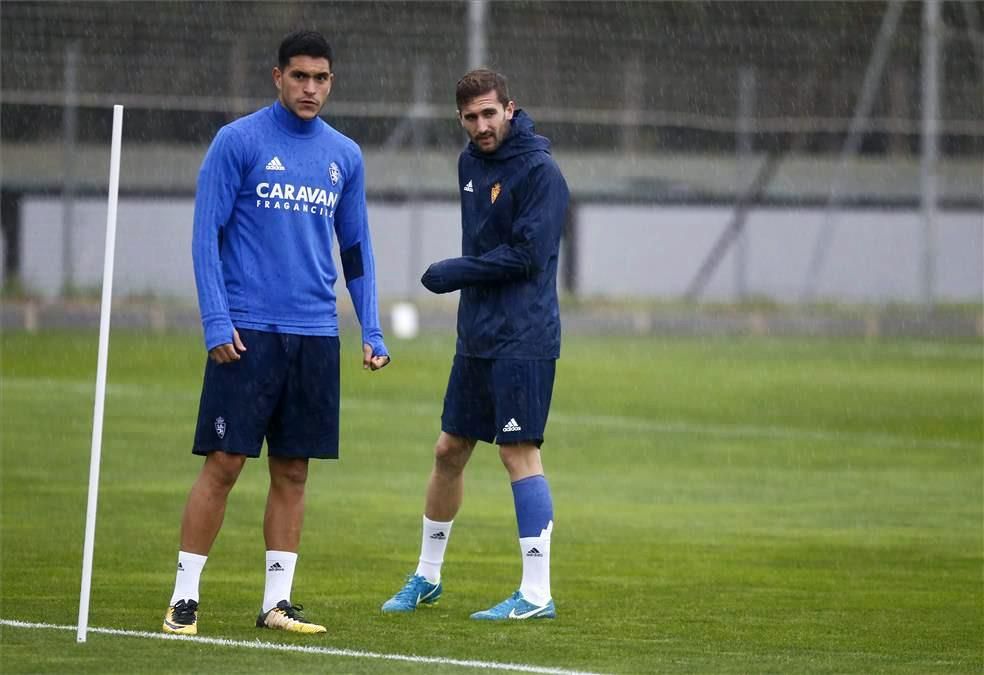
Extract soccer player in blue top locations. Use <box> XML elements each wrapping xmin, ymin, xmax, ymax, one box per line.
<box><xmin>163</xmin><ymin>30</ymin><xmax>389</xmax><ymax>636</ymax></box>
<box><xmin>381</xmin><ymin>69</ymin><xmax>569</xmax><ymax>620</ymax></box>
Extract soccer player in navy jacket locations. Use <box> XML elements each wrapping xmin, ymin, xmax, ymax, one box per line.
<box><xmin>163</xmin><ymin>31</ymin><xmax>389</xmax><ymax>636</ymax></box>
<box><xmin>382</xmin><ymin>70</ymin><xmax>569</xmax><ymax>620</ymax></box>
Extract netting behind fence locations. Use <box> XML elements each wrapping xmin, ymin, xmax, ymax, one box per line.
<box><xmin>2</xmin><ymin>1</ymin><xmax>982</xmax><ymax>154</ymax></box>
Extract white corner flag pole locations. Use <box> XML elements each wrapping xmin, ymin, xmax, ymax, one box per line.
<box><xmin>77</xmin><ymin>104</ymin><xmax>124</xmax><ymax>643</ymax></box>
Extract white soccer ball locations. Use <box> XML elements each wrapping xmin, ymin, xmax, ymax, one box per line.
<box><xmin>390</xmin><ymin>302</ymin><xmax>420</xmax><ymax>339</ymax></box>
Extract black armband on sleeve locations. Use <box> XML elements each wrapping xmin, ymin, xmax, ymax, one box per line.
<box><xmin>340</xmin><ymin>242</ymin><xmax>364</xmax><ymax>281</ymax></box>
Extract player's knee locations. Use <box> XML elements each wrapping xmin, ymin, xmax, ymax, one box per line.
<box><xmin>433</xmin><ymin>435</ymin><xmax>472</xmax><ymax>473</ymax></box>
<box><xmin>270</xmin><ymin>457</ymin><xmax>309</xmax><ymax>488</ymax></box>
<box><xmin>203</xmin><ymin>451</ymin><xmax>246</xmax><ymax>488</ymax></box>
<box><xmin>498</xmin><ymin>443</ymin><xmax>541</xmax><ymax>475</ymax></box>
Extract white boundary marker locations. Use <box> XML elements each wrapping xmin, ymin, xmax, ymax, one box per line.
<box><xmin>1</xmin><ymin>619</ymin><xmax>604</xmax><ymax>675</ymax></box>
<box><xmin>77</xmin><ymin>104</ymin><xmax>124</xmax><ymax>643</ymax></box>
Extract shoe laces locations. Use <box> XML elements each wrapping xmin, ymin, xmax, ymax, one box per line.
<box><xmin>491</xmin><ymin>591</ymin><xmax>524</xmax><ymax>612</ymax></box>
<box><xmin>393</xmin><ymin>574</ymin><xmax>428</xmax><ymax>602</ymax></box>
<box><xmin>275</xmin><ymin>601</ymin><xmax>308</xmax><ymax>622</ymax></box>
<box><xmin>171</xmin><ymin>599</ymin><xmax>198</xmax><ymax>623</ymax></box>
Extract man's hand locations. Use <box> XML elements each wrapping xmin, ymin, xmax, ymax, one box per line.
<box><xmin>209</xmin><ymin>329</ymin><xmax>247</xmax><ymax>364</ymax></box>
<box><xmin>363</xmin><ymin>343</ymin><xmax>390</xmax><ymax>371</ymax></box>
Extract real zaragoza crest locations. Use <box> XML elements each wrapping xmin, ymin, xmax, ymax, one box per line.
<box><xmin>214</xmin><ymin>416</ymin><xmax>226</xmax><ymax>439</ymax></box>
<box><xmin>328</xmin><ymin>162</ymin><xmax>341</xmax><ymax>186</ymax></box>
<box><xmin>491</xmin><ymin>182</ymin><xmax>501</xmax><ymax>204</ymax></box>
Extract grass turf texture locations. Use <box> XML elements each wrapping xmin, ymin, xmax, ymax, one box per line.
<box><xmin>1</xmin><ymin>330</ymin><xmax>981</xmax><ymax>673</ymax></box>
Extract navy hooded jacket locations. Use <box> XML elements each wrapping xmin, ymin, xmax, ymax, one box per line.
<box><xmin>421</xmin><ymin>110</ymin><xmax>569</xmax><ymax>359</ymax></box>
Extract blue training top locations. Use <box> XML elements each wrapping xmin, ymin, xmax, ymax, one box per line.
<box><xmin>421</xmin><ymin>109</ymin><xmax>569</xmax><ymax>359</ymax></box>
<box><xmin>192</xmin><ymin>101</ymin><xmax>387</xmax><ymax>357</ymax></box>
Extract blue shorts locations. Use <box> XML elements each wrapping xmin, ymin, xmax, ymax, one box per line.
<box><xmin>193</xmin><ymin>328</ymin><xmax>340</xmax><ymax>459</ymax></box>
<box><xmin>441</xmin><ymin>355</ymin><xmax>556</xmax><ymax>446</ymax></box>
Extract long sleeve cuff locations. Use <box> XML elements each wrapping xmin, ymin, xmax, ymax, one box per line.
<box><xmin>363</xmin><ymin>330</ymin><xmax>389</xmax><ymax>358</ymax></box>
<box><xmin>202</xmin><ymin>315</ymin><xmax>235</xmax><ymax>352</ymax></box>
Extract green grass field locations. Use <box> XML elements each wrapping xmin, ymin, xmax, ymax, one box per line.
<box><xmin>1</xmin><ymin>330</ymin><xmax>981</xmax><ymax>673</ymax></box>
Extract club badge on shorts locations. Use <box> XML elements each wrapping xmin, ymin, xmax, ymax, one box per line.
<box><xmin>214</xmin><ymin>416</ymin><xmax>226</xmax><ymax>439</ymax></box>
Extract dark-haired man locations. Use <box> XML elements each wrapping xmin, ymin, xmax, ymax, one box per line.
<box><xmin>163</xmin><ymin>30</ymin><xmax>389</xmax><ymax>636</ymax></box>
<box><xmin>381</xmin><ymin>69</ymin><xmax>568</xmax><ymax>620</ymax></box>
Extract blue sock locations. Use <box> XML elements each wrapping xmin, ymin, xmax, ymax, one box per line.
<box><xmin>511</xmin><ymin>474</ymin><xmax>554</xmax><ymax>538</ymax></box>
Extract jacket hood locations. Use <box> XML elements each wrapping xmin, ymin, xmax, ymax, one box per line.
<box><xmin>466</xmin><ymin>109</ymin><xmax>551</xmax><ymax>161</ymax></box>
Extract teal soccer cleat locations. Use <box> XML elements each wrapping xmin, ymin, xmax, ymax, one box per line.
<box><xmin>381</xmin><ymin>574</ymin><xmax>443</xmax><ymax>613</ymax></box>
<box><xmin>470</xmin><ymin>591</ymin><xmax>556</xmax><ymax>620</ymax></box>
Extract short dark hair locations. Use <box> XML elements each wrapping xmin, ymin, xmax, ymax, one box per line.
<box><xmin>456</xmin><ymin>69</ymin><xmax>510</xmax><ymax>109</ymax></box>
<box><xmin>278</xmin><ymin>30</ymin><xmax>333</xmax><ymax>70</ymax></box>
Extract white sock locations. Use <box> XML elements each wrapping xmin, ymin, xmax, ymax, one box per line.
<box><xmin>262</xmin><ymin>550</ymin><xmax>297</xmax><ymax>613</ymax></box>
<box><xmin>414</xmin><ymin>515</ymin><xmax>453</xmax><ymax>584</ymax></box>
<box><xmin>518</xmin><ymin>521</ymin><xmax>552</xmax><ymax>606</ymax></box>
<box><xmin>169</xmin><ymin>551</ymin><xmax>207</xmax><ymax>605</ymax></box>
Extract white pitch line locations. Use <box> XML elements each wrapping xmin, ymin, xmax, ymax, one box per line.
<box><xmin>3</xmin><ymin>377</ymin><xmax>980</xmax><ymax>451</ymax></box>
<box><xmin>0</xmin><ymin>619</ymin><xmax>604</xmax><ymax>675</ymax></box>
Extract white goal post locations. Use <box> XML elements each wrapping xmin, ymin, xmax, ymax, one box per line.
<box><xmin>77</xmin><ymin>104</ymin><xmax>123</xmax><ymax>643</ymax></box>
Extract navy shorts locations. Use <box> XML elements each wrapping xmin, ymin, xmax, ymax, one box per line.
<box><xmin>193</xmin><ymin>328</ymin><xmax>340</xmax><ymax>459</ymax></box>
<box><xmin>441</xmin><ymin>355</ymin><xmax>556</xmax><ymax>446</ymax></box>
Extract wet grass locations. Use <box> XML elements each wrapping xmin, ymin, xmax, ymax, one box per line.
<box><xmin>1</xmin><ymin>330</ymin><xmax>981</xmax><ymax>673</ymax></box>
